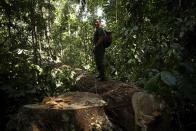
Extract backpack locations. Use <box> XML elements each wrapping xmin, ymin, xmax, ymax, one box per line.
<box><xmin>103</xmin><ymin>30</ymin><xmax>112</xmax><ymax>48</ymax></box>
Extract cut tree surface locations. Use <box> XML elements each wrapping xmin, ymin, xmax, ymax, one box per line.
<box><xmin>41</xmin><ymin>91</ymin><xmax>107</xmax><ymax>110</ymax></box>
<box><xmin>7</xmin><ymin>92</ymin><xmax>121</xmax><ymax>131</ymax></box>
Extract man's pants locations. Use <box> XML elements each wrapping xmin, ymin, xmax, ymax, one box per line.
<box><xmin>94</xmin><ymin>48</ymin><xmax>105</xmax><ymax>77</ymax></box>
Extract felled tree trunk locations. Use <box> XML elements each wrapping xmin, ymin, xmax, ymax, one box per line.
<box><xmin>7</xmin><ymin>92</ymin><xmax>120</xmax><ymax>131</ymax></box>
<box><xmin>75</xmin><ymin>71</ymin><xmax>139</xmax><ymax>93</ymax></box>
<box><xmin>75</xmin><ymin>72</ymin><xmax>141</xmax><ymax>131</ymax></box>
<box><xmin>75</xmin><ymin>70</ymin><xmax>171</xmax><ymax>131</ymax></box>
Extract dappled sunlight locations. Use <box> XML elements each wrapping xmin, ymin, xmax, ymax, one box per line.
<box><xmin>1</xmin><ymin>0</ymin><xmax>196</xmax><ymax>130</ymax></box>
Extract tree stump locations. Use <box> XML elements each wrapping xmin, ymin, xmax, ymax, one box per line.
<box><xmin>7</xmin><ymin>92</ymin><xmax>120</xmax><ymax>131</ymax></box>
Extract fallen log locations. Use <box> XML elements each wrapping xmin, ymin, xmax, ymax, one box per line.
<box><xmin>75</xmin><ymin>70</ymin><xmax>171</xmax><ymax>131</ymax></box>
<box><xmin>75</xmin><ymin>72</ymin><xmax>139</xmax><ymax>94</ymax></box>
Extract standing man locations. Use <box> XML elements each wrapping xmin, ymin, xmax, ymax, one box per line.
<box><xmin>93</xmin><ymin>18</ymin><xmax>106</xmax><ymax>81</ymax></box>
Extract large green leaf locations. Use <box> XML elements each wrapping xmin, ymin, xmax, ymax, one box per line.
<box><xmin>161</xmin><ymin>71</ymin><xmax>176</xmax><ymax>86</ymax></box>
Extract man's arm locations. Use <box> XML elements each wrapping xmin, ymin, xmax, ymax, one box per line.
<box><xmin>93</xmin><ymin>36</ymin><xmax>104</xmax><ymax>52</ymax></box>
<box><xmin>95</xmin><ymin>36</ymin><xmax>104</xmax><ymax>47</ymax></box>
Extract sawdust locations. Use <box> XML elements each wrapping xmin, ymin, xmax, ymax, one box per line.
<box><xmin>40</xmin><ymin>92</ymin><xmax>107</xmax><ymax>110</ymax></box>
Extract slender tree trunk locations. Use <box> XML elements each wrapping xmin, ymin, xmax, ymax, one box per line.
<box><xmin>60</xmin><ymin>26</ymin><xmax>63</xmax><ymax>56</ymax></box>
<box><xmin>32</xmin><ymin>27</ymin><xmax>38</xmax><ymax>64</ymax></box>
<box><xmin>179</xmin><ymin>0</ymin><xmax>181</xmax><ymax>7</ymax></box>
<box><xmin>38</xmin><ymin>34</ymin><xmax>42</xmax><ymax>65</ymax></box>
<box><xmin>44</xmin><ymin>0</ymin><xmax>53</xmax><ymax>60</ymax></box>
<box><xmin>68</xmin><ymin>23</ymin><xmax>71</xmax><ymax>36</ymax></box>
<box><xmin>6</xmin><ymin>5</ymin><xmax>12</xmax><ymax>48</ymax></box>
<box><xmin>30</xmin><ymin>0</ymin><xmax>38</xmax><ymax>64</ymax></box>
<box><xmin>116</xmin><ymin>0</ymin><xmax>118</xmax><ymax>22</ymax></box>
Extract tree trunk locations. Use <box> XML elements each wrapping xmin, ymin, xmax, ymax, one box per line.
<box><xmin>7</xmin><ymin>92</ymin><xmax>120</xmax><ymax>131</ymax></box>
<box><xmin>74</xmin><ymin>70</ymin><xmax>171</xmax><ymax>131</ymax></box>
<box><xmin>7</xmin><ymin>68</ymin><xmax>171</xmax><ymax>131</ymax></box>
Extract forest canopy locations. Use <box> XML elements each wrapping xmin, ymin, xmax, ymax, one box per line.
<box><xmin>0</xmin><ymin>0</ymin><xmax>196</xmax><ymax>130</ymax></box>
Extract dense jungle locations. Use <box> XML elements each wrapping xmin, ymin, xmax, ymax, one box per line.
<box><xmin>0</xmin><ymin>0</ymin><xmax>196</xmax><ymax>130</ymax></box>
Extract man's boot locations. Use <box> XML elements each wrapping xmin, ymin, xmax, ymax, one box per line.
<box><xmin>98</xmin><ymin>76</ymin><xmax>107</xmax><ymax>81</ymax></box>
<box><xmin>96</xmin><ymin>74</ymin><xmax>101</xmax><ymax>79</ymax></box>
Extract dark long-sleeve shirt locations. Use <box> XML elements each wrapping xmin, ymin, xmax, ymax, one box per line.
<box><xmin>93</xmin><ymin>27</ymin><xmax>105</xmax><ymax>46</ymax></box>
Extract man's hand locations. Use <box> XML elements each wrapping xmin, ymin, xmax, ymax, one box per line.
<box><xmin>93</xmin><ymin>36</ymin><xmax>103</xmax><ymax>53</ymax></box>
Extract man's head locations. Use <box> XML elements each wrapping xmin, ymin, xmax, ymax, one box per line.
<box><xmin>94</xmin><ymin>18</ymin><xmax>101</xmax><ymax>28</ymax></box>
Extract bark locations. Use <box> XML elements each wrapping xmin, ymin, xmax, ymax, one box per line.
<box><xmin>7</xmin><ymin>92</ymin><xmax>120</xmax><ymax>131</ymax></box>
<box><xmin>7</xmin><ymin>68</ymin><xmax>171</xmax><ymax>131</ymax></box>
<box><xmin>74</xmin><ymin>70</ymin><xmax>171</xmax><ymax>131</ymax></box>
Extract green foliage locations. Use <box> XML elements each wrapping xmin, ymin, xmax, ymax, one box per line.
<box><xmin>32</xmin><ymin>63</ymin><xmax>76</xmax><ymax>97</ymax></box>
<box><xmin>52</xmin><ymin>0</ymin><xmax>96</xmax><ymax>71</ymax></box>
<box><xmin>50</xmin><ymin>65</ymin><xmax>76</xmax><ymax>95</ymax></box>
<box><xmin>144</xmin><ymin>73</ymin><xmax>160</xmax><ymax>93</ymax></box>
<box><xmin>161</xmin><ymin>71</ymin><xmax>177</xmax><ymax>87</ymax></box>
<box><xmin>0</xmin><ymin>0</ymin><xmax>196</xmax><ymax>130</ymax></box>
<box><xmin>100</xmin><ymin>0</ymin><xmax>196</xmax><ymax>130</ymax></box>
